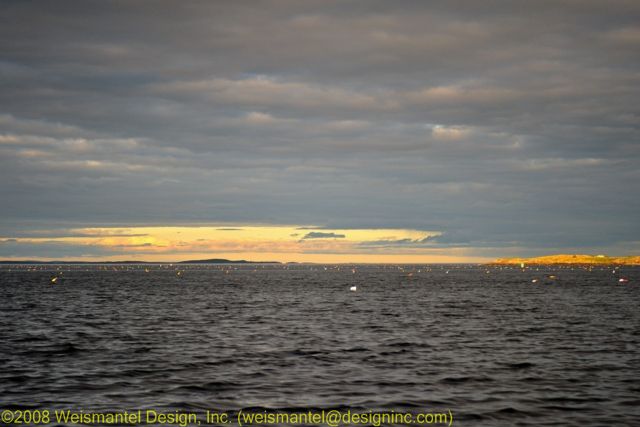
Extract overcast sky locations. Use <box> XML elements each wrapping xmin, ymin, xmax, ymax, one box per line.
<box><xmin>1</xmin><ymin>1</ymin><xmax>639</xmax><ymax>261</ymax></box>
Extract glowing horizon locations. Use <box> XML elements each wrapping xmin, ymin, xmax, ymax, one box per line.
<box><xmin>0</xmin><ymin>225</ymin><xmax>493</xmax><ymax>263</ymax></box>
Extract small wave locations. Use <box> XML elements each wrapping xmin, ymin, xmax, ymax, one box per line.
<box><xmin>341</xmin><ymin>346</ymin><xmax>369</xmax><ymax>353</ymax></box>
<box><xmin>504</xmin><ymin>362</ymin><xmax>536</xmax><ymax>370</ymax></box>
<box><xmin>439</xmin><ymin>376</ymin><xmax>495</xmax><ymax>384</ymax></box>
<box><xmin>170</xmin><ymin>381</ymin><xmax>239</xmax><ymax>393</ymax></box>
<box><xmin>21</xmin><ymin>342</ymin><xmax>81</xmax><ymax>356</ymax></box>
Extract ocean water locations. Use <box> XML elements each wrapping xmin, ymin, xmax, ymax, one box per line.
<box><xmin>1</xmin><ymin>264</ymin><xmax>639</xmax><ymax>426</ymax></box>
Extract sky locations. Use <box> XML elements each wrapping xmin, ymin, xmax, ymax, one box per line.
<box><xmin>0</xmin><ymin>1</ymin><xmax>639</xmax><ymax>262</ymax></box>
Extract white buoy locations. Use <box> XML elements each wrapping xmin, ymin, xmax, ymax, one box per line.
<box><xmin>350</xmin><ymin>286</ymin><xmax>357</xmax><ymax>291</ymax></box>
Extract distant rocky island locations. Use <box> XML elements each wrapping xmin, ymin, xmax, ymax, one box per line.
<box><xmin>491</xmin><ymin>254</ymin><xmax>640</xmax><ymax>265</ymax></box>
<box><xmin>178</xmin><ymin>258</ymin><xmax>279</xmax><ymax>264</ymax></box>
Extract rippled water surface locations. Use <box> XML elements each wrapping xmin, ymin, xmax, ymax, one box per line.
<box><xmin>1</xmin><ymin>264</ymin><xmax>639</xmax><ymax>426</ymax></box>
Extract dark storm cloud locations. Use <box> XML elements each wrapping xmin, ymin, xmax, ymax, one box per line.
<box><xmin>1</xmin><ymin>0</ymin><xmax>639</xmax><ymax>256</ymax></box>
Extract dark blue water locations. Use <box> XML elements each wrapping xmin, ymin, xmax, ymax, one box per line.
<box><xmin>1</xmin><ymin>264</ymin><xmax>639</xmax><ymax>426</ymax></box>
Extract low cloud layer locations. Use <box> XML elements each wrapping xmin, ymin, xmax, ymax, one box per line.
<box><xmin>1</xmin><ymin>1</ymin><xmax>639</xmax><ymax>259</ymax></box>
<box><xmin>302</xmin><ymin>232</ymin><xmax>346</xmax><ymax>240</ymax></box>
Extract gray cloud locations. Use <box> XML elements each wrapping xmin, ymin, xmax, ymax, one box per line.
<box><xmin>302</xmin><ymin>232</ymin><xmax>346</xmax><ymax>240</ymax></box>
<box><xmin>0</xmin><ymin>240</ymin><xmax>117</xmax><ymax>258</ymax></box>
<box><xmin>358</xmin><ymin>238</ymin><xmax>424</xmax><ymax>247</ymax></box>
<box><xmin>1</xmin><ymin>1</ymin><xmax>639</xmax><ymax>257</ymax></box>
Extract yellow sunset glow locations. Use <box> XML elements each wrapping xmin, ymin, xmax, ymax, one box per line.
<box><xmin>0</xmin><ymin>225</ymin><xmax>491</xmax><ymax>263</ymax></box>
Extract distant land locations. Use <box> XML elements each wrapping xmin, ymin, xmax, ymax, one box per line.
<box><xmin>0</xmin><ymin>258</ymin><xmax>280</xmax><ymax>265</ymax></box>
<box><xmin>491</xmin><ymin>254</ymin><xmax>640</xmax><ymax>265</ymax></box>
<box><xmin>178</xmin><ymin>258</ymin><xmax>279</xmax><ymax>264</ymax></box>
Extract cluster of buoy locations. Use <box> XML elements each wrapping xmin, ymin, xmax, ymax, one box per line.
<box><xmin>528</xmin><ymin>275</ymin><xmax>631</xmax><ymax>284</ymax></box>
